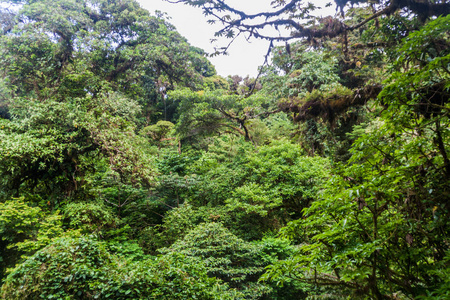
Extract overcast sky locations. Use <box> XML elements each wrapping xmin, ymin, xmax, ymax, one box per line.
<box><xmin>139</xmin><ymin>0</ymin><xmax>336</xmax><ymax>78</ymax></box>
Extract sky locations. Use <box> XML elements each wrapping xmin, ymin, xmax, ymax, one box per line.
<box><xmin>139</xmin><ymin>0</ymin><xmax>336</xmax><ymax>78</ymax></box>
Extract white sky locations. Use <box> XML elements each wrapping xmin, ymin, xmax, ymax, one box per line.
<box><xmin>139</xmin><ymin>0</ymin><xmax>336</xmax><ymax>77</ymax></box>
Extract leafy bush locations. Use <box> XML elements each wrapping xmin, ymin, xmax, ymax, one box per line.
<box><xmin>0</xmin><ymin>198</ymin><xmax>64</xmax><ymax>280</ymax></box>
<box><xmin>188</xmin><ymin>139</ymin><xmax>330</xmax><ymax>239</ymax></box>
<box><xmin>1</xmin><ymin>236</ymin><xmax>239</xmax><ymax>299</ymax></box>
<box><xmin>63</xmin><ymin>201</ymin><xmax>118</xmax><ymax>234</ymax></box>
<box><xmin>161</xmin><ymin>222</ymin><xmax>272</xmax><ymax>299</ymax></box>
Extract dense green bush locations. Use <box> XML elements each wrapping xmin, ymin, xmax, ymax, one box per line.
<box><xmin>1</xmin><ymin>236</ymin><xmax>239</xmax><ymax>299</ymax></box>
<box><xmin>161</xmin><ymin>222</ymin><xmax>272</xmax><ymax>299</ymax></box>
<box><xmin>0</xmin><ymin>198</ymin><xmax>65</xmax><ymax>280</ymax></box>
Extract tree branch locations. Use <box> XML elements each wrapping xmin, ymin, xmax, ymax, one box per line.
<box><xmin>167</xmin><ymin>0</ymin><xmax>450</xmax><ymax>48</ymax></box>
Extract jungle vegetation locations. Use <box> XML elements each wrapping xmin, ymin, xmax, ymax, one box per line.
<box><xmin>0</xmin><ymin>0</ymin><xmax>449</xmax><ymax>299</ymax></box>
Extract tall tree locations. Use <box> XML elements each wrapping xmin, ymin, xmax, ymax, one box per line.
<box><xmin>0</xmin><ymin>0</ymin><xmax>213</xmax><ymax>199</ymax></box>
<box><xmin>263</xmin><ymin>13</ymin><xmax>450</xmax><ymax>300</ymax></box>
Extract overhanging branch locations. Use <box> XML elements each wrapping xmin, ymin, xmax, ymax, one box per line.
<box><xmin>167</xmin><ymin>0</ymin><xmax>450</xmax><ymax>45</ymax></box>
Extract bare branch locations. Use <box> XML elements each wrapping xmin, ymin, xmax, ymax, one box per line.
<box><xmin>167</xmin><ymin>0</ymin><xmax>450</xmax><ymax>44</ymax></box>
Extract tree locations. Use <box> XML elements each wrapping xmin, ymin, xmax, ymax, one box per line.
<box><xmin>171</xmin><ymin>88</ymin><xmax>280</xmax><ymax>145</ymax></box>
<box><xmin>168</xmin><ymin>0</ymin><xmax>448</xmax><ymax>120</ymax></box>
<box><xmin>262</xmin><ymin>15</ymin><xmax>450</xmax><ymax>299</ymax></box>
<box><xmin>141</xmin><ymin>120</ymin><xmax>177</xmax><ymax>150</ymax></box>
<box><xmin>0</xmin><ymin>0</ymin><xmax>213</xmax><ymax>200</ymax></box>
<box><xmin>168</xmin><ymin>0</ymin><xmax>450</xmax><ymax>46</ymax></box>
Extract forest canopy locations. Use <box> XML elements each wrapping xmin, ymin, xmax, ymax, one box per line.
<box><xmin>0</xmin><ymin>0</ymin><xmax>449</xmax><ymax>299</ymax></box>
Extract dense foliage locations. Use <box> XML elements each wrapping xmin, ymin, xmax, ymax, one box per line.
<box><xmin>1</xmin><ymin>0</ymin><xmax>449</xmax><ymax>299</ymax></box>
